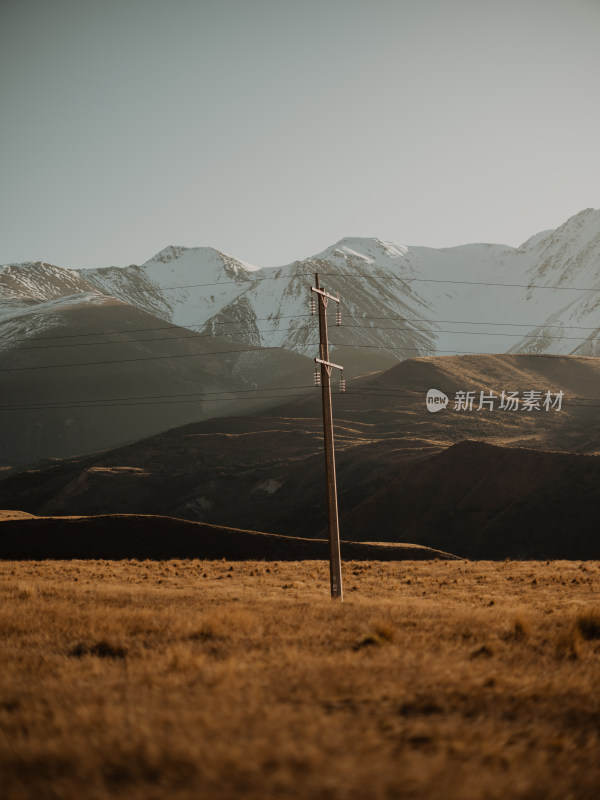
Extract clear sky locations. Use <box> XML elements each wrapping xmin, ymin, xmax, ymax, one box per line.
<box><xmin>1</xmin><ymin>0</ymin><xmax>599</xmax><ymax>269</ymax></box>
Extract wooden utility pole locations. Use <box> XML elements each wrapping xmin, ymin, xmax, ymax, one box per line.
<box><xmin>311</xmin><ymin>273</ymin><xmax>344</xmax><ymax>600</ymax></box>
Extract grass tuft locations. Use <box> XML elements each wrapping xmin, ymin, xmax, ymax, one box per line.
<box><xmin>70</xmin><ymin>640</ymin><xmax>127</xmax><ymax>659</ymax></box>
<box><xmin>353</xmin><ymin>635</ymin><xmax>382</xmax><ymax>650</ymax></box>
<box><xmin>503</xmin><ymin>615</ymin><xmax>529</xmax><ymax>641</ymax></box>
<box><xmin>575</xmin><ymin>609</ymin><xmax>600</xmax><ymax>641</ymax></box>
<box><xmin>556</xmin><ymin>629</ymin><xmax>581</xmax><ymax>660</ymax></box>
<box><xmin>470</xmin><ymin>645</ymin><xmax>494</xmax><ymax>659</ymax></box>
<box><xmin>353</xmin><ymin>622</ymin><xmax>395</xmax><ymax>650</ymax></box>
<box><xmin>373</xmin><ymin>622</ymin><xmax>395</xmax><ymax>642</ymax></box>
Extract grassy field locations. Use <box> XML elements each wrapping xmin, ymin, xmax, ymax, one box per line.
<box><xmin>1</xmin><ymin>558</ymin><xmax>600</xmax><ymax>799</ymax></box>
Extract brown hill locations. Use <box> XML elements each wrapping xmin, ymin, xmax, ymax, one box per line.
<box><xmin>343</xmin><ymin>440</ymin><xmax>600</xmax><ymax>559</ymax></box>
<box><xmin>0</xmin><ymin>513</ymin><xmax>458</xmax><ymax>561</ymax></box>
<box><xmin>1</xmin><ymin>354</ymin><xmax>598</xmax><ymax>559</ymax></box>
<box><xmin>0</xmin><ymin>298</ymin><xmax>314</xmax><ymax>466</ymax></box>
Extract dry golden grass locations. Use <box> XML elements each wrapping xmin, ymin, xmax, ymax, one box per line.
<box><xmin>1</xmin><ymin>559</ymin><xmax>600</xmax><ymax>800</ymax></box>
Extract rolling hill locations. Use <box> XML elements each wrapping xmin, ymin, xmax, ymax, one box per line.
<box><xmin>2</xmin><ymin>353</ymin><xmax>598</xmax><ymax>559</ymax></box>
<box><xmin>0</xmin><ymin>512</ymin><xmax>458</xmax><ymax>561</ymax></box>
<box><xmin>0</xmin><ymin>295</ymin><xmax>314</xmax><ymax>465</ymax></box>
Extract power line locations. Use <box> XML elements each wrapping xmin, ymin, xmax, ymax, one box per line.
<box><xmin>1</xmin><ymin>334</ymin><xmax>596</xmax><ymax>372</ymax></box>
<box><xmin>328</xmin><ymin>342</ymin><xmax>597</xmax><ymax>358</ymax></box>
<box><xmin>0</xmin><ymin>384</ymin><xmax>315</xmax><ymax>409</ymax></box>
<box><xmin>0</xmin><ymin>344</ymin><xmax>320</xmax><ymax>373</ymax></box>
<box><xmin>4</xmin><ymin>271</ymin><xmax>599</xmax><ymax>298</ymax></box>
<box><xmin>12</xmin><ymin>326</ymin><xmax>317</xmax><ymax>353</ymax></box>
<box><xmin>0</xmin><ymin>274</ymin><xmax>292</xmax><ymax>297</ymax></box>
<box><xmin>1</xmin><ymin>314</ymin><xmax>311</xmax><ymax>344</ymax></box>
<box><xmin>5</xmin><ymin>374</ymin><xmax>600</xmax><ymax>411</ymax></box>
<box><xmin>2</xmin><ymin>384</ymin><xmax>599</xmax><ymax>412</ymax></box>
<box><xmin>340</xmin><ymin>323</ymin><xmax>593</xmax><ymax>342</ymax></box>
<box><xmin>0</xmin><ymin>391</ymin><xmax>316</xmax><ymax>412</ymax></box>
<box><xmin>91</xmin><ymin>274</ymin><xmax>301</xmax><ymax>292</ymax></box>
<box><xmin>361</xmin><ymin>314</ymin><xmax>600</xmax><ymax>331</ymax></box>
<box><xmin>96</xmin><ymin>272</ymin><xmax>600</xmax><ymax>293</ymax></box>
<box><xmin>2</xmin><ymin>314</ymin><xmax>598</xmax><ymax>354</ymax></box>
<box><xmin>320</xmin><ymin>273</ymin><xmax>600</xmax><ymax>293</ymax></box>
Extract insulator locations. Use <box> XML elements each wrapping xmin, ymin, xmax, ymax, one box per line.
<box><xmin>314</xmin><ymin>368</ymin><xmax>321</xmax><ymax>386</ymax></box>
<box><xmin>340</xmin><ymin>374</ymin><xmax>346</xmax><ymax>393</ymax></box>
<box><xmin>310</xmin><ymin>296</ymin><xmax>316</xmax><ymax>315</ymax></box>
<box><xmin>336</xmin><ymin>306</ymin><xmax>342</xmax><ymax>326</ymax></box>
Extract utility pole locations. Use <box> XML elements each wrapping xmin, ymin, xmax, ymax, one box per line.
<box><xmin>311</xmin><ymin>273</ymin><xmax>345</xmax><ymax>600</ymax></box>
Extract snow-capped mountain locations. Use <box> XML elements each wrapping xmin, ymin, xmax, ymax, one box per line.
<box><xmin>2</xmin><ymin>208</ymin><xmax>600</xmax><ymax>364</ymax></box>
<box><xmin>507</xmin><ymin>209</ymin><xmax>600</xmax><ymax>355</ymax></box>
<box><xmin>200</xmin><ymin>237</ymin><xmax>438</xmax><ymax>374</ymax></box>
<box><xmin>80</xmin><ymin>246</ymin><xmax>256</xmax><ymax>329</ymax></box>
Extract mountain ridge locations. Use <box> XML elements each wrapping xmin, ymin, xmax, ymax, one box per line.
<box><xmin>5</xmin><ymin>208</ymin><xmax>600</xmax><ymax>359</ymax></box>
<box><xmin>3</xmin><ymin>208</ymin><xmax>600</xmax><ymax>361</ymax></box>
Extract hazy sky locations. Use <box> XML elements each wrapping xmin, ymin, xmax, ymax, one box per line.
<box><xmin>1</xmin><ymin>0</ymin><xmax>599</xmax><ymax>269</ymax></box>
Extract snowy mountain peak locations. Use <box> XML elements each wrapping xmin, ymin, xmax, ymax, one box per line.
<box><xmin>519</xmin><ymin>209</ymin><xmax>600</xmax><ymax>252</ymax></box>
<box><xmin>143</xmin><ymin>245</ymin><xmax>259</xmax><ymax>278</ymax></box>
<box><xmin>314</xmin><ymin>237</ymin><xmax>409</xmax><ymax>265</ymax></box>
<box><xmin>144</xmin><ymin>245</ymin><xmax>237</xmax><ymax>266</ymax></box>
<box><xmin>565</xmin><ymin>207</ymin><xmax>598</xmax><ymax>222</ymax></box>
<box><xmin>549</xmin><ymin>207</ymin><xmax>600</xmax><ymax>239</ymax></box>
<box><xmin>145</xmin><ymin>245</ymin><xmax>191</xmax><ymax>264</ymax></box>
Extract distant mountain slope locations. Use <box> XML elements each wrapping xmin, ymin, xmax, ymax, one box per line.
<box><xmin>3</xmin><ymin>208</ymin><xmax>600</xmax><ymax>364</ymax></box>
<box><xmin>0</xmin><ymin>295</ymin><xmax>314</xmax><ymax>466</ymax></box>
<box><xmin>519</xmin><ymin>207</ymin><xmax>600</xmax><ymax>287</ymax></box>
<box><xmin>1</xmin><ymin>354</ymin><xmax>598</xmax><ymax>558</ymax></box>
<box><xmin>0</xmin><ymin>261</ymin><xmax>97</xmax><ymax>302</ymax></box>
<box><xmin>509</xmin><ymin>288</ymin><xmax>600</xmax><ymax>357</ymax></box>
<box><xmin>508</xmin><ymin>208</ymin><xmax>600</xmax><ymax>355</ymax></box>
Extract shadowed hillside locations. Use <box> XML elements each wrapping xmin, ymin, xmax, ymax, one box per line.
<box><xmin>342</xmin><ymin>440</ymin><xmax>600</xmax><ymax>559</ymax></box>
<box><xmin>1</xmin><ymin>354</ymin><xmax>598</xmax><ymax>559</ymax></box>
<box><xmin>0</xmin><ymin>299</ymin><xmax>314</xmax><ymax>466</ymax></box>
<box><xmin>0</xmin><ymin>513</ymin><xmax>458</xmax><ymax>561</ymax></box>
